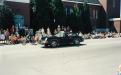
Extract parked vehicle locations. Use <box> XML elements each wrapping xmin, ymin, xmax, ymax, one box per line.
<box><xmin>41</xmin><ymin>32</ymin><xmax>84</xmax><ymax>47</ymax></box>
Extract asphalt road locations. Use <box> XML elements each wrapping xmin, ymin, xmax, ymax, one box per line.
<box><xmin>0</xmin><ymin>38</ymin><xmax>121</xmax><ymax>75</ymax></box>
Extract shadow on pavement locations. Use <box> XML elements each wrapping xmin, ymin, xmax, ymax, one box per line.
<box><xmin>0</xmin><ymin>43</ymin><xmax>9</xmax><ymax>46</ymax></box>
<box><xmin>42</xmin><ymin>44</ymin><xmax>86</xmax><ymax>49</ymax></box>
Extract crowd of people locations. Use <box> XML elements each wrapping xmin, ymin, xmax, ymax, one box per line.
<box><xmin>0</xmin><ymin>25</ymin><xmax>121</xmax><ymax>45</ymax></box>
<box><xmin>83</xmin><ymin>32</ymin><xmax>121</xmax><ymax>39</ymax></box>
<box><xmin>0</xmin><ymin>25</ymin><xmax>72</xmax><ymax>45</ymax></box>
<box><xmin>0</xmin><ymin>27</ymin><xmax>26</xmax><ymax>44</ymax></box>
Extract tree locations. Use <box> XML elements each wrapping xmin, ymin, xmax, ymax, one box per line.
<box><xmin>81</xmin><ymin>2</ymin><xmax>92</xmax><ymax>33</ymax></box>
<box><xmin>66</xmin><ymin>4</ymin><xmax>83</xmax><ymax>33</ymax></box>
<box><xmin>0</xmin><ymin>5</ymin><xmax>14</xmax><ymax>29</ymax></box>
<box><xmin>72</xmin><ymin>4</ymin><xmax>80</xmax><ymax>17</ymax></box>
<box><xmin>65</xmin><ymin>2</ymin><xmax>92</xmax><ymax>33</ymax></box>
<box><xmin>30</xmin><ymin>0</ymin><xmax>37</xmax><ymax>29</ymax></box>
<box><xmin>49</xmin><ymin>0</ymin><xmax>65</xmax><ymax>26</ymax></box>
<box><xmin>73</xmin><ymin>4</ymin><xmax>83</xmax><ymax>32</ymax></box>
<box><xmin>30</xmin><ymin>0</ymin><xmax>53</xmax><ymax>31</ymax></box>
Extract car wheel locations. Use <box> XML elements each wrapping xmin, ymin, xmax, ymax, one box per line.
<box><xmin>73</xmin><ymin>39</ymin><xmax>80</xmax><ymax>45</ymax></box>
<box><xmin>50</xmin><ymin>40</ymin><xmax>58</xmax><ymax>48</ymax></box>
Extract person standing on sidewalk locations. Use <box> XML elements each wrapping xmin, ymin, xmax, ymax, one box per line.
<box><xmin>118</xmin><ymin>65</ymin><xmax>121</xmax><ymax>75</ymax></box>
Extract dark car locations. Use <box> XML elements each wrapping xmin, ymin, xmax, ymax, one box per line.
<box><xmin>41</xmin><ymin>32</ymin><xmax>84</xmax><ymax>47</ymax></box>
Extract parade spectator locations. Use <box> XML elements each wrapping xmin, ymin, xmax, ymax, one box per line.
<box><xmin>0</xmin><ymin>34</ymin><xmax>5</xmax><ymax>40</ymax></box>
<box><xmin>79</xmin><ymin>31</ymin><xmax>83</xmax><ymax>37</ymax></box>
<box><xmin>10</xmin><ymin>25</ymin><xmax>16</xmax><ymax>34</ymax></box>
<box><xmin>36</xmin><ymin>29</ymin><xmax>42</xmax><ymax>43</ymax></box>
<box><xmin>0</xmin><ymin>29</ymin><xmax>1</xmax><ymax>34</ymax></box>
<box><xmin>118</xmin><ymin>65</ymin><xmax>121</xmax><ymax>75</ymax></box>
<box><xmin>41</xmin><ymin>27</ymin><xmax>47</xmax><ymax>37</ymax></box>
<box><xmin>67</xmin><ymin>26</ymin><xmax>70</xmax><ymax>32</ymax></box>
<box><xmin>63</xmin><ymin>27</ymin><xmax>67</xmax><ymax>32</ymax></box>
<box><xmin>19</xmin><ymin>36</ymin><xmax>26</xmax><ymax>45</ymax></box>
<box><xmin>47</xmin><ymin>27</ymin><xmax>52</xmax><ymax>37</ymax></box>
<box><xmin>4</xmin><ymin>29</ymin><xmax>10</xmax><ymax>43</ymax></box>
<box><xmin>41</xmin><ymin>27</ymin><xmax>45</xmax><ymax>34</ymax></box>
<box><xmin>0</xmin><ymin>31</ymin><xmax>5</xmax><ymax>43</ymax></box>
<box><xmin>19</xmin><ymin>28</ymin><xmax>25</xmax><ymax>36</ymax></box>
<box><xmin>54</xmin><ymin>29</ymin><xmax>57</xmax><ymax>35</ymax></box>
<box><xmin>34</xmin><ymin>33</ymin><xmax>40</xmax><ymax>44</ymax></box>
<box><xmin>61</xmin><ymin>26</ymin><xmax>64</xmax><ymax>31</ymax></box>
<box><xmin>9</xmin><ymin>34</ymin><xmax>17</xmax><ymax>44</ymax></box>
<box><xmin>57</xmin><ymin>25</ymin><xmax>61</xmax><ymax>33</ymax></box>
<box><xmin>31</xmin><ymin>36</ymin><xmax>36</xmax><ymax>44</ymax></box>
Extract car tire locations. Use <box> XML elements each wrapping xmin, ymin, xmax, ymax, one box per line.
<box><xmin>73</xmin><ymin>39</ymin><xmax>80</xmax><ymax>45</ymax></box>
<box><xmin>50</xmin><ymin>40</ymin><xmax>58</xmax><ymax>48</ymax></box>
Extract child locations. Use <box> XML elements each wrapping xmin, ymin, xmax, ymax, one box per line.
<box><xmin>118</xmin><ymin>65</ymin><xmax>121</xmax><ymax>75</ymax></box>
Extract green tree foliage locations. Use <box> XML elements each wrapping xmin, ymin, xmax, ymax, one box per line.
<box><xmin>72</xmin><ymin>4</ymin><xmax>82</xmax><ymax>32</ymax></box>
<box><xmin>0</xmin><ymin>5</ymin><xmax>14</xmax><ymax>29</ymax></box>
<box><xmin>31</xmin><ymin>0</ymin><xmax>92</xmax><ymax>33</ymax></box>
<box><xmin>67</xmin><ymin>2</ymin><xmax>92</xmax><ymax>33</ymax></box>
<box><xmin>30</xmin><ymin>0</ymin><xmax>38</xmax><ymax>30</ymax></box>
<box><xmin>31</xmin><ymin>0</ymin><xmax>65</xmax><ymax>32</ymax></box>
<box><xmin>72</xmin><ymin>4</ymin><xmax>80</xmax><ymax>17</ymax></box>
<box><xmin>31</xmin><ymin>0</ymin><xmax>53</xmax><ymax>31</ymax></box>
<box><xmin>66</xmin><ymin>4</ymin><xmax>83</xmax><ymax>33</ymax></box>
<box><xmin>49</xmin><ymin>0</ymin><xmax>65</xmax><ymax>25</ymax></box>
<box><xmin>81</xmin><ymin>2</ymin><xmax>92</xmax><ymax>33</ymax></box>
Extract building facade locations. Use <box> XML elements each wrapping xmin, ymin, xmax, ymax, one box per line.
<box><xmin>105</xmin><ymin>0</ymin><xmax>121</xmax><ymax>33</ymax></box>
<box><xmin>63</xmin><ymin>0</ymin><xmax>121</xmax><ymax>33</ymax></box>
<box><xmin>63</xmin><ymin>0</ymin><xmax>107</xmax><ymax>31</ymax></box>
<box><xmin>1</xmin><ymin>0</ymin><xmax>121</xmax><ymax>33</ymax></box>
<box><xmin>4</xmin><ymin>0</ymin><xmax>30</xmax><ymax>28</ymax></box>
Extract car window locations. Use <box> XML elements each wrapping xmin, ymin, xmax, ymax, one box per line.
<box><xmin>68</xmin><ymin>33</ymin><xmax>77</xmax><ymax>37</ymax></box>
<box><xmin>55</xmin><ymin>31</ymin><xmax>65</xmax><ymax>37</ymax></box>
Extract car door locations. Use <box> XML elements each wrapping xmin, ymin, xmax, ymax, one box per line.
<box><xmin>59</xmin><ymin>34</ymin><xmax>69</xmax><ymax>45</ymax></box>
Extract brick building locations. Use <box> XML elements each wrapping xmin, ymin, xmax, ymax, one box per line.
<box><xmin>3</xmin><ymin>0</ymin><xmax>30</xmax><ymax>28</ymax></box>
<box><xmin>1</xmin><ymin>0</ymin><xmax>121</xmax><ymax>33</ymax></box>
<box><xmin>63</xmin><ymin>0</ymin><xmax>121</xmax><ymax>33</ymax></box>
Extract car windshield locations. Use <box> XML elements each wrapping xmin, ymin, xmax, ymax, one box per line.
<box><xmin>55</xmin><ymin>31</ymin><xmax>65</xmax><ymax>37</ymax></box>
<box><xmin>68</xmin><ymin>33</ymin><xmax>78</xmax><ymax>36</ymax></box>
<box><xmin>55</xmin><ymin>32</ymin><xmax>78</xmax><ymax>37</ymax></box>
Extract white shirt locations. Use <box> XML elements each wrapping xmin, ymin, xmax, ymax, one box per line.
<box><xmin>0</xmin><ymin>34</ymin><xmax>5</xmax><ymax>40</ymax></box>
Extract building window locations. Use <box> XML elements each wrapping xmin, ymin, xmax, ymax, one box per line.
<box><xmin>70</xmin><ymin>8</ymin><xmax>73</xmax><ymax>14</ymax></box>
<box><xmin>95</xmin><ymin>10</ymin><xmax>98</xmax><ymax>19</ymax></box>
<box><xmin>92</xmin><ymin>9</ymin><xmax>95</xmax><ymax>19</ymax></box>
<box><xmin>65</xmin><ymin>6</ymin><xmax>72</xmax><ymax>16</ymax></box>
<box><xmin>65</xmin><ymin>8</ymin><xmax>68</xmax><ymax>15</ymax></box>
<box><xmin>14</xmin><ymin>15</ymin><xmax>25</xmax><ymax>29</ymax></box>
<box><xmin>92</xmin><ymin>9</ymin><xmax>98</xmax><ymax>19</ymax></box>
<box><xmin>113</xmin><ymin>0</ymin><xmax>116</xmax><ymax>8</ymax></box>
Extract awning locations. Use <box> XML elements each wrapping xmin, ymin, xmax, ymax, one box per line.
<box><xmin>109</xmin><ymin>18</ymin><xmax>121</xmax><ymax>21</ymax></box>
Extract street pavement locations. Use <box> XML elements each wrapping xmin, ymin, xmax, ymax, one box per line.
<box><xmin>0</xmin><ymin>38</ymin><xmax>121</xmax><ymax>75</ymax></box>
